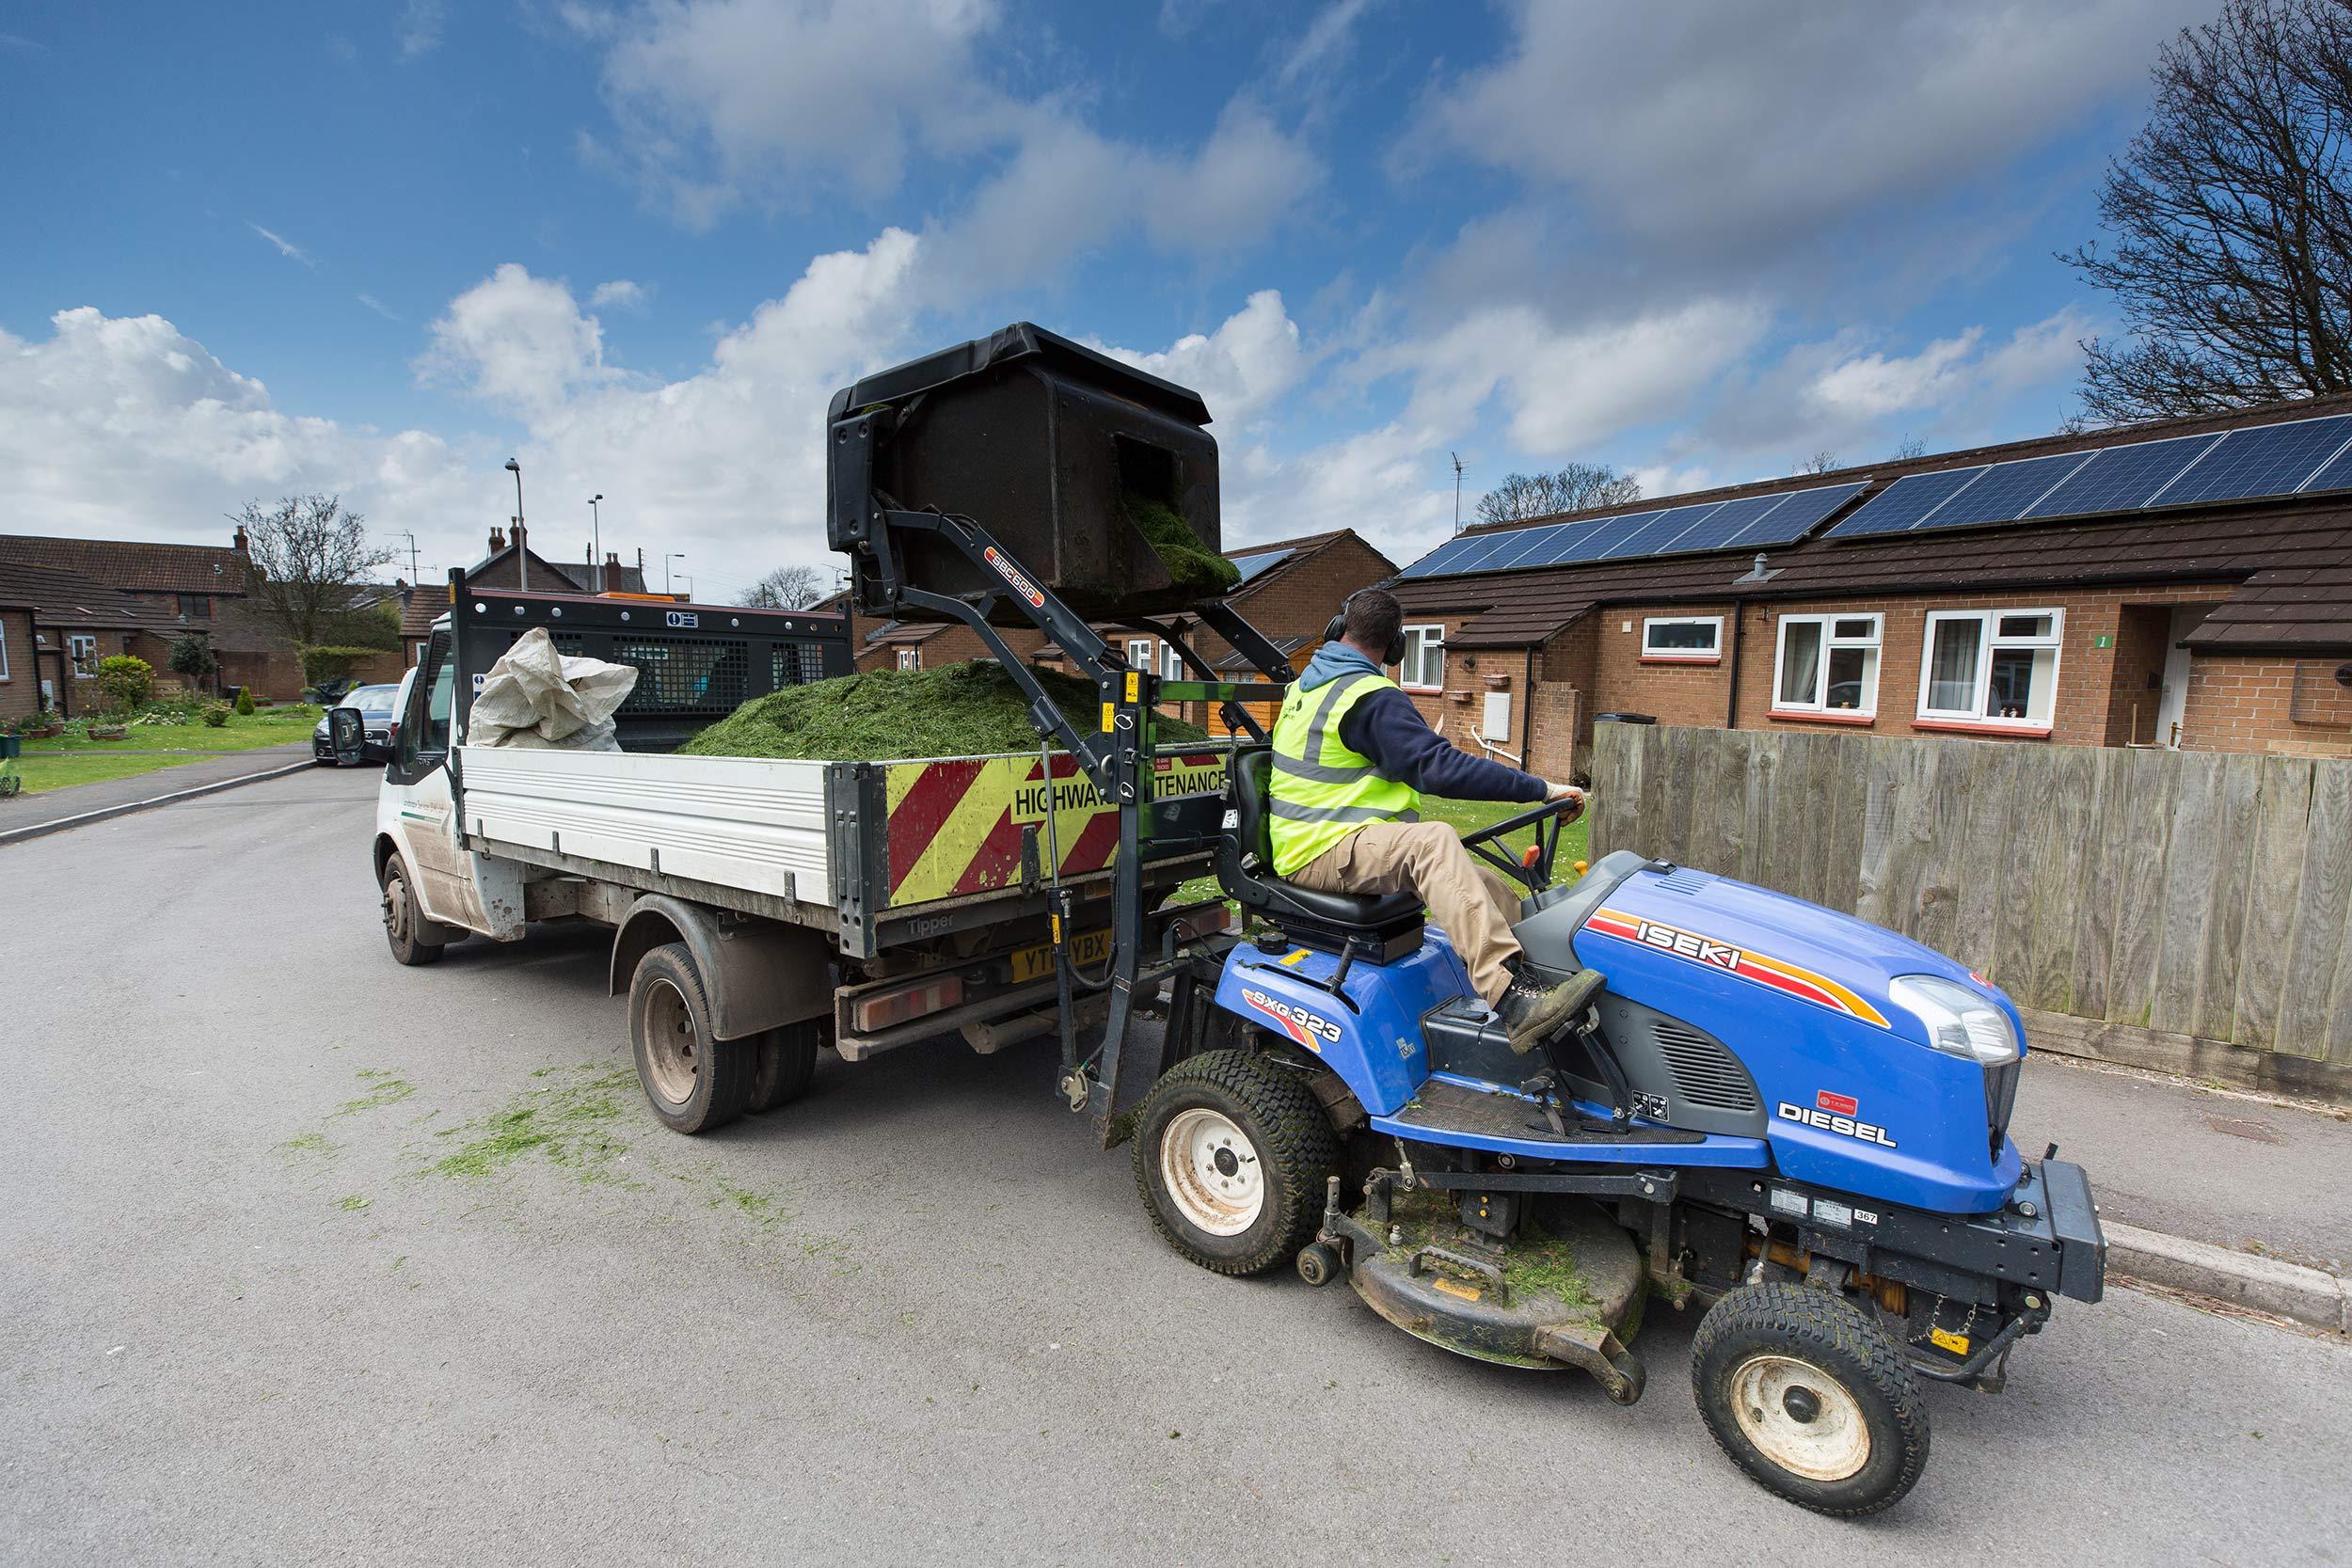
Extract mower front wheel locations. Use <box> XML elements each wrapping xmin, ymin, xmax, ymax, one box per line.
<box><xmin>1132</xmin><ymin>1050</ymin><xmax>1336</xmax><ymax>1277</ymax></box>
<box><xmin>1691</xmin><ymin>1283</ymin><xmax>1930</xmax><ymax>1517</ymax></box>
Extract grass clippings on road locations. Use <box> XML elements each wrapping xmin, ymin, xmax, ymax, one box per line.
<box><xmin>424</xmin><ymin>1066</ymin><xmax>642</xmax><ymax>1183</ymax></box>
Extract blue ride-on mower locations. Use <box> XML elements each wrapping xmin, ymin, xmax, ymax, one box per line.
<box><xmin>825</xmin><ymin>322</ymin><xmax>2107</xmax><ymax>1519</ymax></box>
<box><xmin>1125</xmin><ymin>752</ymin><xmax>2107</xmax><ymax>1516</ymax></box>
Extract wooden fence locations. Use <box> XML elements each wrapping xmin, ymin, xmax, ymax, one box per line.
<box><xmin>1585</xmin><ymin>723</ymin><xmax>2352</xmax><ymax>1077</ymax></box>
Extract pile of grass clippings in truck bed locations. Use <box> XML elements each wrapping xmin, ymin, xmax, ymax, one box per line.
<box><xmin>1121</xmin><ymin>492</ymin><xmax>1241</xmax><ymax>597</ymax></box>
<box><xmin>679</xmin><ymin>660</ymin><xmax>1208</xmax><ymax>761</ymax></box>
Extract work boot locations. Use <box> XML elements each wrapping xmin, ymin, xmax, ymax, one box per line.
<box><xmin>1492</xmin><ymin>964</ymin><xmax>1597</xmax><ymax>1053</ymax></box>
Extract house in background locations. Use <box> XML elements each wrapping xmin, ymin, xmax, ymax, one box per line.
<box><xmin>1388</xmin><ymin>395</ymin><xmax>2352</xmax><ymax>774</ymax></box>
<box><xmin>0</xmin><ymin>557</ymin><xmax>188</xmax><ymax>716</ymax></box>
<box><xmin>0</xmin><ymin>584</ymin><xmax>38</xmax><ymax>724</ymax></box>
<box><xmin>399</xmin><ymin>524</ymin><xmax>663</xmax><ymax>665</ymax></box>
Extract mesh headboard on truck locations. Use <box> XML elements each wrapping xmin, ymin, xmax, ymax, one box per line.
<box><xmin>448</xmin><ymin>578</ymin><xmax>854</xmax><ymax>752</ymax></box>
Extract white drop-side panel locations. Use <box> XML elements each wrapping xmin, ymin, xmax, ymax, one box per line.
<box><xmin>456</xmin><ymin>746</ymin><xmax>832</xmax><ymax>904</ymax></box>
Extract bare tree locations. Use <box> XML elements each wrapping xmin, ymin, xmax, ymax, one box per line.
<box><xmin>1796</xmin><ymin>450</ymin><xmax>1842</xmax><ymax>475</ymax></box>
<box><xmin>1888</xmin><ymin>434</ymin><xmax>1929</xmax><ymax>461</ymax></box>
<box><xmin>1474</xmin><ymin>463</ymin><xmax>1643</xmax><ymax>524</ymax></box>
<box><xmin>231</xmin><ymin>495</ymin><xmax>396</xmax><ymax>647</ymax></box>
<box><xmin>2064</xmin><ymin>0</ymin><xmax>2352</xmax><ymax>422</ymax></box>
<box><xmin>739</xmin><ymin>564</ymin><xmax>826</xmax><ymax>610</ymax></box>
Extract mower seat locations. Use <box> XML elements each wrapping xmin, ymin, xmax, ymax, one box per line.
<box><xmin>1217</xmin><ymin>746</ymin><xmax>1424</xmax><ymax>962</ymax></box>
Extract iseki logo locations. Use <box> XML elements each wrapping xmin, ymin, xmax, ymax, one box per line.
<box><xmin>1636</xmin><ymin>919</ymin><xmax>1741</xmax><ymax>972</ymax></box>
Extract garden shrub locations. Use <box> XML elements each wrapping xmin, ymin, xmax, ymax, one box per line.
<box><xmin>234</xmin><ymin>687</ymin><xmax>256</xmax><ymax>716</ymax></box>
<box><xmin>95</xmin><ymin>655</ymin><xmax>154</xmax><ymax>712</ymax></box>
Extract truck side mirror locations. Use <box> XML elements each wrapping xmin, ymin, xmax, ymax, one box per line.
<box><xmin>329</xmin><ymin>706</ymin><xmax>367</xmax><ymax>768</ymax></box>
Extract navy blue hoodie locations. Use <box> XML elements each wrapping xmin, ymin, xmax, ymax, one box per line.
<box><xmin>1295</xmin><ymin>641</ymin><xmax>1546</xmax><ymax>803</ymax></box>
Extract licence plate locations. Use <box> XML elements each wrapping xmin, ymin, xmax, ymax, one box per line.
<box><xmin>1009</xmin><ymin>927</ymin><xmax>1113</xmax><ymax>983</ymax></box>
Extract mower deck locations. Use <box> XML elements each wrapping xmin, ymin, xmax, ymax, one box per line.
<box><xmin>1347</xmin><ymin>1190</ymin><xmax>1647</xmax><ymax>1401</ymax></box>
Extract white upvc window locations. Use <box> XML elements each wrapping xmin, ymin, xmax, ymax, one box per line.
<box><xmin>1917</xmin><ymin>609</ymin><xmax>2064</xmax><ymax>729</ymax></box>
<box><xmin>1641</xmin><ymin>615</ymin><xmax>1724</xmax><ymax>662</ymax></box>
<box><xmin>1159</xmin><ymin>641</ymin><xmax>1184</xmax><ymax>683</ymax></box>
<box><xmin>0</xmin><ymin>621</ymin><xmax>8</xmax><ymax>680</ymax></box>
<box><xmin>896</xmin><ymin>646</ymin><xmax>921</xmax><ymax>672</ymax></box>
<box><xmin>1127</xmin><ymin>639</ymin><xmax>1153</xmax><ymax>671</ymax></box>
<box><xmin>1773</xmin><ymin>612</ymin><xmax>1883</xmax><ymax>717</ymax></box>
<box><xmin>69</xmin><ymin>634</ymin><xmax>97</xmax><ymax>675</ymax></box>
<box><xmin>1400</xmin><ymin>625</ymin><xmax>1444</xmax><ymax>689</ymax></box>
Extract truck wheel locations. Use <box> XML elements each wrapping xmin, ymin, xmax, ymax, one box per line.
<box><xmin>380</xmin><ymin>857</ymin><xmax>444</xmax><ymax>967</ymax></box>
<box><xmin>1691</xmin><ymin>1283</ymin><xmax>1930</xmax><ymax>1517</ymax></box>
<box><xmin>1131</xmin><ymin>1049</ymin><xmax>1335</xmax><ymax>1277</ymax></box>
<box><xmin>628</xmin><ymin>942</ymin><xmax>753</xmax><ymax>1134</ymax></box>
<box><xmin>747</xmin><ymin>1019</ymin><xmax>824</xmax><ymax>1114</ymax></box>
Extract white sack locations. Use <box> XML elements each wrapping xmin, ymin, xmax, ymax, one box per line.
<box><xmin>469</xmin><ymin>626</ymin><xmax>637</xmax><ymax>750</ymax></box>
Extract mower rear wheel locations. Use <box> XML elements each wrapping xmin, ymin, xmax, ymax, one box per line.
<box><xmin>1691</xmin><ymin>1283</ymin><xmax>1929</xmax><ymax>1517</ymax></box>
<box><xmin>1132</xmin><ymin>1049</ymin><xmax>1336</xmax><ymax>1277</ymax></box>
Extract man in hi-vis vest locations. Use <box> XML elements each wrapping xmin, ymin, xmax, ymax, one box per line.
<box><xmin>1270</xmin><ymin>589</ymin><xmax>1590</xmax><ymax>1048</ymax></box>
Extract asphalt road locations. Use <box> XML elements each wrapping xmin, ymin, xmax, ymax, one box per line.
<box><xmin>4</xmin><ymin>767</ymin><xmax>2349</xmax><ymax>1566</ymax></box>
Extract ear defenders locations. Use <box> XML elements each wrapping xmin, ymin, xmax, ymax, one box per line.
<box><xmin>1325</xmin><ymin>590</ymin><xmax>1408</xmax><ymax>666</ymax></box>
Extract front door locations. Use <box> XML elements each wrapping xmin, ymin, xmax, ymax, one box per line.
<box><xmin>2155</xmin><ymin>606</ymin><xmax>2208</xmax><ymax>748</ymax></box>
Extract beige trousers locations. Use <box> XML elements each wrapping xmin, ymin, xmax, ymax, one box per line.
<box><xmin>1287</xmin><ymin>820</ymin><xmax>1525</xmax><ymax>1005</ymax></box>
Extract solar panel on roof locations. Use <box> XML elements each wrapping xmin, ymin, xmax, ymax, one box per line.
<box><xmin>1664</xmin><ymin>492</ymin><xmax>1785</xmax><ymax>552</ymax></box>
<box><xmin>1915</xmin><ymin>449</ymin><xmax>2092</xmax><ymax>531</ymax></box>
<box><xmin>1737</xmin><ymin>482</ymin><xmax>1867</xmax><ymax>545</ymax></box>
<box><xmin>2025</xmin><ymin>432</ymin><xmax>2221</xmax><ymax>518</ymax></box>
<box><xmin>2300</xmin><ymin>436</ymin><xmax>2352</xmax><ymax>497</ymax></box>
<box><xmin>1447</xmin><ymin>531</ymin><xmax>1538</xmax><ymax>573</ymax></box>
<box><xmin>1553</xmin><ymin>514</ymin><xmax>1649</xmax><ymax>562</ymax></box>
<box><xmin>2156</xmin><ymin>415</ymin><xmax>2352</xmax><ymax>507</ymax></box>
<box><xmin>1596</xmin><ymin>506</ymin><xmax>1706</xmax><ymax>559</ymax></box>
<box><xmin>1480</xmin><ymin>522</ymin><xmax>1574</xmax><ymax>571</ymax></box>
<box><xmin>1394</xmin><ymin>535</ymin><xmax>1477</xmax><ymax>578</ymax></box>
<box><xmin>1514</xmin><ymin>518</ymin><xmax>1614</xmax><ymax>567</ymax></box>
<box><xmin>1227</xmin><ymin>548</ymin><xmax>1293</xmax><ymax>583</ymax></box>
<box><xmin>1825</xmin><ymin>467</ymin><xmax>1988</xmax><ymax>537</ymax></box>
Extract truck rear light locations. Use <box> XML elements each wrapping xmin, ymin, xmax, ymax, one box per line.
<box><xmin>851</xmin><ymin>974</ymin><xmax>964</xmax><ymax>1034</ymax></box>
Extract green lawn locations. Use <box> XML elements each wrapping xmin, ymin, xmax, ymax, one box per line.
<box><xmin>9</xmin><ymin>711</ymin><xmax>322</xmax><ymax>796</ymax></box>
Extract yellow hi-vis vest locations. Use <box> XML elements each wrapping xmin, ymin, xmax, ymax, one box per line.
<box><xmin>1267</xmin><ymin>670</ymin><xmax>1422</xmax><ymax>878</ymax></box>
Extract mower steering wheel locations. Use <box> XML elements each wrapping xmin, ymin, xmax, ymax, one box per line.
<box><xmin>1458</xmin><ymin>792</ymin><xmax>1585</xmax><ymax>894</ymax></box>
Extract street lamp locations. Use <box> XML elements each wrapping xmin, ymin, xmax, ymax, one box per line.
<box><xmin>589</xmin><ymin>494</ymin><xmax>604</xmax><ymax>592</ymax></box>
<box><xmin>665</xmin><ymin>552</ymin><xmax>687</xmax><ymax>597</ymax></box>
<box><xmin>504</xmin><ymin>459</ymin><xmax>526</xmax><ymax>590</ymax></box>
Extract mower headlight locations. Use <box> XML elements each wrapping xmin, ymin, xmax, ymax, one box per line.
<box><xmin>1888</xmin><ymin>975</ymin><xmax>2018</xmax><ymax>1065</ymax></box>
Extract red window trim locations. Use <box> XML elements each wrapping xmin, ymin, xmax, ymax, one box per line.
<box><xmin>1767</xmin><ymin>707</ymin><xmax>1873</xmax><ymax>726</ymax></box>
<box><xmin>1638</xmin><ymin>653</ymin><xmax>1722</xmax><ymax>666</ymax></box>
<box><xmin>1912</xmin><ymin>717</ymin><xmax>2053</xmax><ymax>739</ymax></box>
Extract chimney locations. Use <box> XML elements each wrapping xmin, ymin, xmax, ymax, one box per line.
<box><xmin>232</xmin><ymin>524</ymin><xmax>249</xmax><ymax>554</ymax></box>
<box><xmin>489</xmin><ymin>526</ymin><xmax>507</xmax><ymax>553</ymax></box>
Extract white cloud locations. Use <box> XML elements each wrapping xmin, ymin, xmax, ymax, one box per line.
<box><xmin>1415</xmin><ymin>0</ymin><xmax>2211</xmax><ymax>249</ymax></box>
<box><xmin>0</xmin><ymin>307</ymin><xmax>475</xmax><ymax>560</ymax></box>
<box><xmin>356</xmin><ymin>293</ymin><xmax>400</xmax><ymax>322</ymax></box>
<box><xmin>398</xmin><ymin>0</ymin><xmax>446</xmax><ymax>60</ymax></box>
<box><xmin>1278</xmin><ymin>0</ymin><xmax>1375</xmax><ymax>88</ymax></box>
<box><xmin>1802</xmin><ymin>309</ymin><xmax>2090</xmax><ymax>437</ymax></box>
<box><xmin>575</xmin><ymin>0</ymin><xmax>1320</xmax><ymax>289</ymax></box>
<box><xmin>246</xmin><ymin>223</ymin><xmax>314</xmax><ymax>268</ymax></box>
<box><xmin>590</xmin><ymin>278</ymin><xmax>650</xmax><ymax>309</ymax></box>
<box><xmin>1093</xmin><ymin>290</ymin><xmax>1306</xmax><ymax>432</ymax></box>
<box><xmin>419</xmin><ymin>264</ymin><xmax>618</xmax><ymax>420</ymax></box>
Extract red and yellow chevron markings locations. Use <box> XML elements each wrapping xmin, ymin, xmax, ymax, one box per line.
<box><xmin>1581</xmin><ymin>907</ymin><xmax>1890</xmax><ymax>1029</ymax></box>
<box><xmin>882</xmin><ymin>751</ymin><xmax>1226</xmax><ymax>908</ymax></box>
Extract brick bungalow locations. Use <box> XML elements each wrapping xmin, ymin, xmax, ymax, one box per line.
<box><xmin>1388</xmin><ymin>397</ymin><xmax>2352</xmax><ymax>777</ymax></box>
<box><xmin>0</xmin><ymin>558</ymin><xmax>187</xmax><ymax>717</ymax></box>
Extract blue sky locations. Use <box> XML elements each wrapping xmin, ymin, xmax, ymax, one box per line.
<box><xmin>0</xmin><ymin>0</ymin><xmax>2217</xmax><ymax>600</ymax></box>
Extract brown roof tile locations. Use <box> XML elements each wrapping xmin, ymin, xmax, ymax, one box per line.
<box><xmin>0</xmin><ymin>559</ymin><xmax>186</xmax><ymax>631</ymax></box>
<box><xmin>0</xmin><ymin>532</ymin><xmax>248</xmax><ymax>595</ymax></box>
